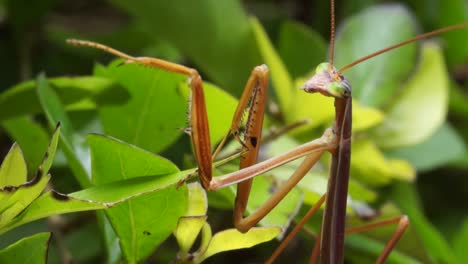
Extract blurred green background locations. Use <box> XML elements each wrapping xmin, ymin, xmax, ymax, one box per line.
<box><xmin>0</xmin><ymin>0</ymin><xmax>467</xmax><ymax>263</ymax></box>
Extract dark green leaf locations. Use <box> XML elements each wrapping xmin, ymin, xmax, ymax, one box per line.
<box><xmin>0</xmin><ymin>232</ymin><xmax>51</xmax><ymax>264</ymax></box>
<box><xmin>108</xmin><ymin>0</ymin><xmax>261</xmax><ymax>97</ymax></box>
<box><xmin>278</xmin><ymin>21</ymin><xmax>327</xmax><ymax>79</ymax></box>
<box><xmin>0</xmin><ymin>76</ymin><xmax>122</xmax><ymax>121</ymax></box>
<box><xmin>391</xmin><ymin>182</ymin><xmax>457</xmax><ymax>263</ymax></box>
<box><xmin>453</xmin><ymin>218</ymin><xmax>468</xmax><ymax>263</ymax></box>
<box><xmin>2</xmin><ymin>117</ymin><xmax>49</xmax><ymax>174</ymax></box>
<box><xmin>436</xmin><ymin>0</ymin><xmax>468</xmax><ymax>68</ymax></box>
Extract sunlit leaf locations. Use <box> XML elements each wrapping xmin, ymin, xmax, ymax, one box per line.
<box><xmin>0</xmin><ymin>125</ymin><xmax>60</xmax><ymax>226</ymax></box>
<box><xmin>197</xmin><ymin>227</ymin><xmax>281</xmax><ymax>263</ymax></box>
<box><xmin>291</xmin><ymin>78</ymin><xmax>335</xmax><ymax>130</ymax></box>
<box><xmin>352</xmin><ymin>101</ymin><xmax>384</xmax><ymax>132</ymax></box>
<box><xmin>174</xmin><ymin>183</ymin><xmax>208</xmax><ymax>256</ymax></box>
<box><xmin>351</xmin><ymin>140</ymin><xmax>415</xmax><ymax>186</ymax></box>
<box><xmin>0</xmin><ymin>173</ymin><xmax>50</xmax><ymax>227</ymax></box>
<box><xmin>88</xmin><ymin>134</ymin><xmax>186</xmax><ymax>262</ymax></box>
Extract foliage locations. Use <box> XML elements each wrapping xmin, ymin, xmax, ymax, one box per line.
<box><xmin>0</xmin><ymin>0</ymin><xmax>467</xmax><ymax>263</ymax></box>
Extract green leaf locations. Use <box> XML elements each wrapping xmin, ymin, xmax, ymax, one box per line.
<box><xmin>436</xmin><ymin>0</ymin><xmax>468</xmax><ymax>67</ymax></box>
<box><xmin>40</xmin><ymin>123</ymin><xmax>61</xmax><ymax>176</ymax></box>
<box><xmin>107</xmin><ymin>185</ymin><xmax>187</xmax><ymax>263</ymax></box>
<box><xmin>250</xmin><ymin>17</ymin><xmax>293</xmax><ymax>117</ymax></box>
<box><xmin>391</xmin><ymin>182</ymin><xmax>457</xmax><ymax>263</ymax></box>
<box><xmin>0</xmin><ymin>173</ymin><xmax>50</xmax><ymax>227</ymax></box>
<box><xmin>0</xmin><ymin>123</ymin><xmax>60</xmax><ymax>223</ymax></box>
<box><xmin>0</xmin><ymin>76</ymin><xmax>121</xmax><ymax>121</ymax></box>
<box><xmin>197</xmin><ymin>227</ymin><xmax>281</xmax><ymax>263</ymax></box>
<box><xmin>88</xmin><ymin>134</ymin><xmax>180</xmax><ymax>184</ymax></box>
<box><xmin>373</xmin><ymin>43</ymin><xmax>449</xmax><ymax>148</ymax></box>
<box><xmin>386</xmin><ymin>122</ymin><xmax>466</xmax><ymax>171</ymax></box>
<box><xmin>278</xmin><ymin>21</ymin><xmax>327</xmax><ymax>79</ymax></box>
<box><xmin>95</xmin><ymin>62</ymin><xmax>187</xmax><ymax>153</ymax></box>
<box><xmin>96</xmin><ymin>211</ymin><xmax>122</xmax><ymax>264</ymax></box>
<box><xmin>178</xmin><ymin>81</ymin><xmax>240</xmax><ymax>146</ymax></box>
<box><xmin>88</xmin><ymin>134</ymin><xmax>187</xmax><ymax>263</ymax></box>
<box><xmin>346</xmin><ymin>234</ymin><xmax>421</xmax><ymax>264</ymax></box>
<box><xmin>36</xmin><ymin>73</ymin><xmax>91</xmax><ymax>187</ymax></box>
<box><xmin>0</xmin><ymin>171</ymin><xmax>187</xmax><ymax>235</ymax></box>
<box><xmin>0</xmin><ymin>232</ymin><xmax>51</xmax><ymax>264</ymax></box>
<box><xmin>108</xmin><ymin>0</ymin><xmax>261</xmax><ymax>98</ymax></box>
<box><xmin>2</xmin><ymin>117</ymin><xmax>49</xmax><ymax>174</ymax></box>
<box><xmin>453</xmin><ymin>218</ymin><xmax>468</xmax><ymax>263</ymax></box>
<box><xmin>335</xmin><ymin>4</ymin><xmax>417</xmax><ymax>107</ymax></box>
<box><xmin>174</xmin><ymin>182</ymin><xmax>208</xmax><ymax>256</ymax></box>
<box><xmin>449</xmin><ymin>81</ymin><xmax>468</xmax><ymax>117</ymax></box>
<box><xmin>0</xmin><ymin>143</ymin><xmax>27</xmax><ymax>187</ymax></box>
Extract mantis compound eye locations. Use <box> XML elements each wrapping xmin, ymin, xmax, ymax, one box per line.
<box><xmin>327</xmin><ymin>81</ymin><xmax>351</xmax><ymax>98</ymax></box>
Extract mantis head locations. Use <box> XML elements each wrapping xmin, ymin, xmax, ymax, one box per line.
<box><xmin>302</xmin><ymin>62</ymin><xmax>351</xmax><ymax>98</ymax></box>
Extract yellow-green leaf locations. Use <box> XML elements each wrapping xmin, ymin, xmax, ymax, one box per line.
<box><xmin>0</xmin><ymin>143</ymin><xmax>27</xmax><ymax>188</ymax></box>
<box><xmin>348</xmin><ymin>143</ymin><xmax>386</xmax><ymax>186</ymax></box>
<box><xmin>352</xmin><ymin>100</ymin><xmax>384</xmax><ymax>132</ymax></box>
<box><xmin>174</xmin><ymin>183</ymin><xmax>208</xmax><ymax>255</ymax></box>
<box><xmin>373</xmin><ymin>43</ymin><xmax>449</xmax><ymax>148</ymax></box>
<box><xmin>197</xmin><ymin>227</ymin><xmax>280</xmax><ymax>263</ymax></box>
<box><xmin>387</xmin><ymin>159</ymin><xmax>416</xmax><ymax>181</ymax></box>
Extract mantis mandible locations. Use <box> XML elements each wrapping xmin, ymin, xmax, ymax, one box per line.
<box><xmin>67</xmin><ymin>1</ymin><xmax>468</xmax><ymax>262</ymax></box>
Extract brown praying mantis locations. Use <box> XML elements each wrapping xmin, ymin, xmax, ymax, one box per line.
<box><xmin>67</xmin><ymin>1</ymin><xmax>468</xmax><ymax>262</ymax></box>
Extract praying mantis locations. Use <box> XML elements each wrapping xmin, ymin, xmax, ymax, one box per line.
<box><xmin>67</xmin><ymin>0</ymin><xmax>468</xmax><ymax>262</ymax></box>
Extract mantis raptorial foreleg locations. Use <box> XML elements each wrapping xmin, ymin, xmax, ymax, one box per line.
<box><xmin>66</xmin><ymin>39</ymin><xmax>339</xmax><ymax>234</ymax></box>
<box><xmin>68</xmin><ymin>11</ymin><xmax>467</xmax><ymax>260</ymax></box>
